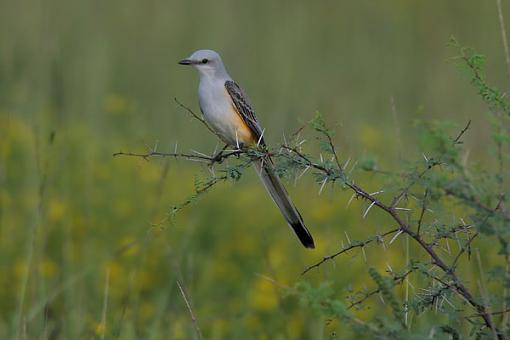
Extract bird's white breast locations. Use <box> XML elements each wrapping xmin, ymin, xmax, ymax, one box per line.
<box><xmin>198</xmin><ymin>77</ymin><xmax>240</xmax><ymax>145</ymax></box>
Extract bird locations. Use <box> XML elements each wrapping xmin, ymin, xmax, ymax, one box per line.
<box><xmin>179</xmin><ymin>49</ymin><xmax>315</xmax><ymax>249</ymax></box>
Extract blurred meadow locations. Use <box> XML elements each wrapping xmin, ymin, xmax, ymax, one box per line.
<box><xmin>1</xmin><ymin>0</ymin><xmax>510</xmax><ymax>338</ymax></box>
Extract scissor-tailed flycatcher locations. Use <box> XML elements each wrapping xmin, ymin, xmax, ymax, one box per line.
<box><xmin>179</xmin><ymin>49</ymin><xmax>315</xmax><ymax>249</ymax></box>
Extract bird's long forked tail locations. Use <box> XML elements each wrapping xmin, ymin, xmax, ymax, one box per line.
<box><xmin>253</xmin><ymin>157</ymin><xmax>315</xmax><ymax>249</ymax></box>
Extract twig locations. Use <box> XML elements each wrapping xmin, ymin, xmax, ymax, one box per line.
<box><xmin>113</xmin><ymin>149</ymin><xmax>243</xmax><ymax>164</ymax></box>
<box><xmin>451</xmin><ymin>232</ymin><xmax>479</xmax><ymax>270</ymax></box>
<box><xmin>448</xmin><ymin>194</ymin><xmax>506</xmax><ymax>271</ymax></box>
<box><xmin>453</xmin><ymin>120</ymin><xmax>472</xmax><ymax>144</ymax></box>
<box><xmin>326</xmin><ymin>132</ymin><xmax>342</xmax><ymax>169</ymax></box>
<box><xmin>174</xmin><ymin>97</ymin><xmax>216</xmax><ymax>135</ymax></box>
<box><xmin>291</xmin><ymin>120</ymin><xmax>309</xmax><ymax>137</ymax></box>
<box><xmin>302</xmin><ymin>228</ymin><xmax>400</xmax><ymax>275</ymax></box>
<box><xmin>430</xmin><ymin>224</ymin><xmax>473</xmax><ymax>247</ymax></box>
<box><xmin>443</xmin><ymin>188</ymin><xmax>510</xmax><ymax>222</ymax></box>
<box><xmin>390</xmin><ymin>120</ymin><xmax>471</xmax><ymax>207</ymax></box>
<box><xmin>176</xmin><ymin>280</ymin><xmax>204</xmax><ymax>340</ymax></box>
<box><xmin>348</xmin><ymin>269</ymin><xmax>413</xmax><ymax>310</ymax></box>
<box><xmin>467</xmin><ymin>309</ymin><xmax>510</xmax><ymax>320</ymax></box>
<box><xmin>417</xmin><ymin>189</ymin><xmax>429</xmax><ymax>235</ymax></box>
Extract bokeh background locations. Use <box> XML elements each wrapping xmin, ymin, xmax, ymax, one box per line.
<box><xmin>1</xmin><ymin>0</ymin><xmax>509</xmax><ymax>338</ymax></box>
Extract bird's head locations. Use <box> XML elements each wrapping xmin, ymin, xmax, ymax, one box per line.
<box><xmin>179</xmin><ymin>49</ymin><xmax>228</xmax><ymax>78</ymax></box>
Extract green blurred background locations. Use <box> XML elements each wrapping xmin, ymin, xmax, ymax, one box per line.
<box><xmin>1</xmin><ymin>0</ymin><xmax>509</xmax><ymax>338</ymax></box>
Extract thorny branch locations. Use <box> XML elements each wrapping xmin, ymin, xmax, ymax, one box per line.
<box><xmin>390</xmin><ymin>120</ymin><xmax>471</xmax><ymax>208</ymax></box>
<box><xmin>451</xmin><ymin>232</ymin><xmax>479</xmax><ymax>270</ymax></box>
<box><xmin>302</xmin><ymin>228</ymin><xmax>401</xmax><ymax>275</ymax></box>
<box><xmin>416</xmin><ymin>188</ymin><xmax>429</xmax><ymax>236</ymax></box>
<box><xmin>285</xmin><ymin>121</ymin><xmax>503</xmax><ymax>338</ymax></box>
<box><xmin>115</xmin><ymin>99</ymin><xmax>504</xmax><ymax>337</ymax></box>
<box><xmin>347</xmin><ymin>269</ymin><xmax>413</xmax><ymax>310</ymax></box>
<box><xmin>174</xmin><ymin>97</ymin><xmax>216</xmax><ymax>135</ymax></box>
<box><xmin>113</xmin><ymin>149</ymin><xmax>243</xmax><ymax>164</ymax></box>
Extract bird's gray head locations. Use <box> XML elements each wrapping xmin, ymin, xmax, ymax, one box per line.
<box><xmin>178</xmin><ymin>49</ymin><xmax>229</xmax><ymax>79</ymax></box>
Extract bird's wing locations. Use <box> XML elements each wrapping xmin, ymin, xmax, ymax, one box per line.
<box><xmin>225</xmin><ymin>80</ymin><xmax>265</xmax><ymax>146</ymax></box>
<box><xmin>225</xmin><ymin>81</ymin><xmax>314</xmax><ymax>248</ymax></box>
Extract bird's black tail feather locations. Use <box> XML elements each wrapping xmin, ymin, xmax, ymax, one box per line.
<box><xmin>254</xmin><ymin>158</ymin><xmax>315</xmax><ymax>249</ymax></box>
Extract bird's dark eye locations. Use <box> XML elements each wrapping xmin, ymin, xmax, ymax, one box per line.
<box><xmin>202</xmin><ymin>58</ymin><xmax>208</xmax><ymax>64</ymax></box>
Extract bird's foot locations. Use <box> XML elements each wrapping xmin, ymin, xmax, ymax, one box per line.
<box><xmin>210</xmin><ymin>144</ymin><xmax>229</xmax><ymax>164</ymax></box>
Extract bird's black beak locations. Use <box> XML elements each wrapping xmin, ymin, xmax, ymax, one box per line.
<box><xmin>178</xmin><ymin>59</ymin><xmax>193</xmax><ymax>65</ymax></box>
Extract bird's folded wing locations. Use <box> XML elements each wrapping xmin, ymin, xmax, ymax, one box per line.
<box><xmin>225</xmin><ymin>80</ymin><xmax>265</xmax><ymax>146</ymax></box>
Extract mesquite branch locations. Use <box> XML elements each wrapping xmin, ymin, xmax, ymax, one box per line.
<box><xmin>289</xmin><ymin>121</ymin><xmax>503</xmax><ymax>338</ymax></box>
<box><xmin>113</xmin><ymin>149</ymin><xmax>243</xmax><ymax>164</ymax></box>
<box><xmin>302</xmin><ymin>228</ymin><xmax>400</xmax><ymax>275</ymax></box>
<box><xmin>347</xmin><ymin>269</ymin><xmax>414</xmax><ymax>310</ymax></box>
<box><xmin>174</xmin><ymin>97</ymin><xmax>216</xmax><ymax>135</ymax></box>
<box><xmin>114</xmin><ymin>98</ymin><xmax>505</xmax><ymax>338</ymax></box>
